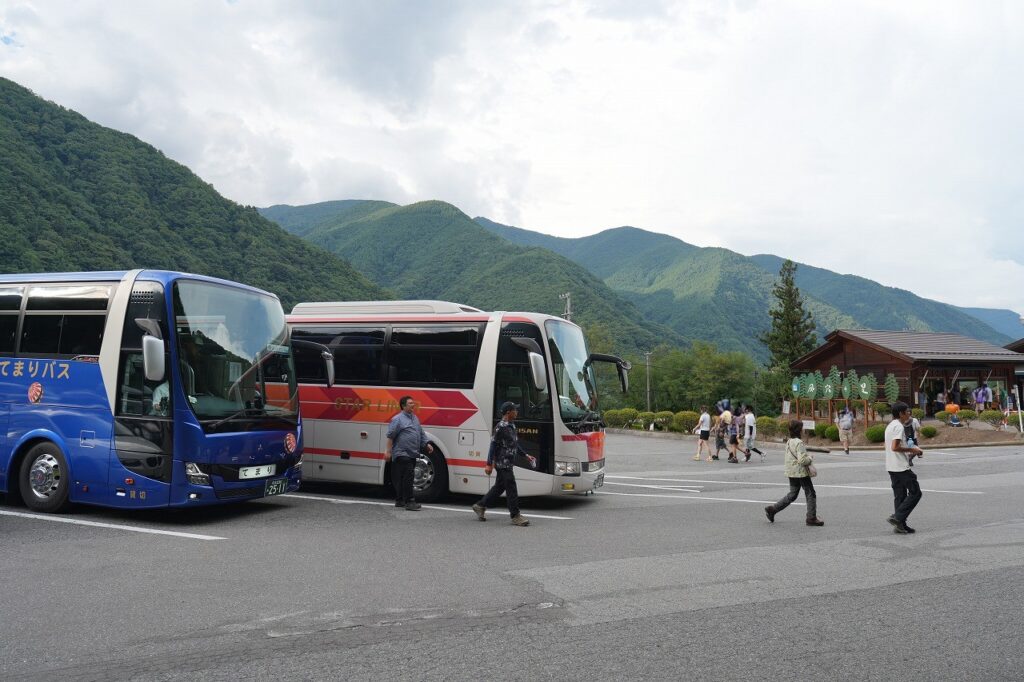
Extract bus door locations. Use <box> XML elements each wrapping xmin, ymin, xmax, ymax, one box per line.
<box><xmin>109</xmin><ymin>282</ymin><xmax>173</xmax><ymax>506</ymax></box>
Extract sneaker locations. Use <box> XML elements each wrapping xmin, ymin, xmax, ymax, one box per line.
<box><xmin>394</xmin><ymin>500</ymin><xmax>405</xmax><ymax>507</ymax></box>
<box><xmin>744</xmin><ymin>453</ymin><xmax>751</xmax><ymax>462</ymax></box>
<box><xmin>892</xmin><ymin>523</ymin><xmax>910</xmax><ymax>535</ymax></box>
<box><xmin>712</xmin><ymin>455</ymin><xmax>720</xmax><ymax>460</ymax></box>
<box><xmin>886</xmin><ymin>515</ymin><xmax>899</xmax><ymax>527</ymax></box>
<box><xmin>806</xmin><ymin>517</ymin><xmax>825</xmax><ymax>526</ymax></box>
<box><xmin>903</xmin><ymin>523</ymin><xmax>916</xmax><ymax>534</ymax></box>
<box><xmin>405</xmin><ymin>502</ymin><xmax>422</xmax><ymax>511</ymax></box>
<box><xmin>472</xmin><ymin>503</ymin><xmax>486</xmax><ymax>521</ymax></box>
<box><xmin>844</xmin><ymin>449</ymin><xmax>850</xmax><ymax>455</ymax></box>
<box><xmin>764</xmin><ymin>506</ymin><xmax>775</xmax><ymax>523</ymax></box>
<box><xmin>728</xmin><ymin>457</ymin><xmax>738</xmax><ymax>463</ymax></box>
<box><xmin>692</xmin><ymin>454</ymin><xmax>701</xmax><ymax>461</ymax></box>
<box><xmin>511</xmin><ymin>515</ymin><xmax>530</xmax><ymax>527</ymax></box>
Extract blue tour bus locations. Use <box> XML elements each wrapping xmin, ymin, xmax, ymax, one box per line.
<box><xmin>0</xmin><ymin>269</ymin><xmax>317</xmax><ymax>513</ymax></box>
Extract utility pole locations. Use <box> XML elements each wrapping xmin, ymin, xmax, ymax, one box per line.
<box><xmin>559</xmin><ymin>292</ymin><xmax>572</xmax><ymax>322</ymax></box>
<box><xmin>644</xmin><ymin>351</ymin><xmax>652</xmax><ymax>413</ymax></box>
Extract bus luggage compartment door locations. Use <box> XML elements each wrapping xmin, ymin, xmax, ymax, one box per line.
<box><xmin>315</xmin><ymin>419</ymin><xmax>383</xmax><ymax>484</ymax></box>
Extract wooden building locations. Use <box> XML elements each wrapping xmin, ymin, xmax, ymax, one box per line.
<box><xmin>1007</xmin><ymin>338</ymin><xmax>1024</xmax><ymax>402</ymax></box>
<box><xmin>792</xmin><ymin>330</ymin><xmax>1024</xmax><ymax>414</ymax></box>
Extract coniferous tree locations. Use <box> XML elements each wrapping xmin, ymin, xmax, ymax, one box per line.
<box><xmin>760</xmin><ymin>259</ymin><xmax>817</xmax><ymax>370</ymax></box>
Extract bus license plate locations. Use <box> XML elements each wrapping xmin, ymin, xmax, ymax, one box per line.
<box><xmin>240</xmin><ymin>464</ymin><xmax>276</xmax><ymax>480</ymax></box>
<box><xmin>264</xmin><ymin>478</ymin><xmax>288</xmax><ymax>496</ymax></box>
<box><xmin>594</xmin><ymin>473</ymin><xmax>605</xmax><ymax>489</ymax></box>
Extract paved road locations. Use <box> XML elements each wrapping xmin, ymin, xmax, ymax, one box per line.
<box><xmin>2</xmin><ymin>434</ymin><xmax>1023</xmax><ymax>680</ymax></box>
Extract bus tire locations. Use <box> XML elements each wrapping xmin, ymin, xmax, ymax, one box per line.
<box><xmin>20</xmin><ymin>442</ymin><xmax>71</xmax><ymax>513</ymax></box>
<box><xmin>413</xmin><ymin>447</ymin><xmax>447</xmax><ymax>503</ymax></box>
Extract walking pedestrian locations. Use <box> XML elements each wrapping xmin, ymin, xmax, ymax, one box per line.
<box><xmin>743</xmin><ymin>406</ymin><xmax>763</xmax><ymax>461</ymax></box>
<box><xmin>385</xmin><ymin>396</ymin><xmax>435</xmax><ymax>511</ymax></box>
<box><xmin>764</xmin><ymin>420</ymin><xmax>824</xmax><ymax>526</ymax></box>
<box><xmin>983</xmin><ymin>382</ymin><xmax>993</xmax><ymax>410</ymax></box>
<box><xmin>712</xmin><ymin>412</ymin><xmax>727</xmax><ymax>460</ymax></box>
<box><xmin>973</xmin><ymin>385</ymin><xmax>986</xmax><ymax>413</ymax></box>
<box><xmin>693</xmin><ymin>406</ymin><xmax>712</xmax><ymax>461</ymax></box>
<box><xmin>726</xmin><ymin>412</ymin><xmax>740</xmax><ymax>463</ymax></box>
<box><xmin>835</xmin><ymin>406</ymin><xmax>855</xmax><ymax>454</ymax></box>
<box><xmin>473</xmin><ymin>402</ymin><xmax>536</xmax><ymax>526</ymax></box>
<box><xmin>885</xmin><ymin>401</ymin><xmax>924</xmax><ymax>534</ymax></box>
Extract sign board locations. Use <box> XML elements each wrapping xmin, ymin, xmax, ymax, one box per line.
<box><xmin>782</xmin><ymin>400</ymin><xmax>791</xmax><ymax>414</ymax></box>
<box><xmin>802</xmin><ymin>420</ymin><xmax>816</xmax><ymax>432</ymax></box>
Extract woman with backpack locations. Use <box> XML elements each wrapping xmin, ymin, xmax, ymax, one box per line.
<box><xmin>764</xmin><ymin>420</ymin><xmax>824</xmax><ymax>526</ymax></box>
<box><xmin>835</xmin><ymin>406</ymin><xmax>855</xmax><ymax>455</ymax></box>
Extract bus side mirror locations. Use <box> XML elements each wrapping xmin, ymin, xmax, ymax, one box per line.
<box><xmin>528</xmin><ymin>352</ymin><xmax>547</xmax><ymax>393</ymax></box>
<box><xmin>618</xmin><ymin>364</ymin><xmax>630</xmax><ymax>394</ymax></box>
<box><xmin>323</xmin><ymin>350</ymin><xmax>335</xmax><ymax>388</ymax></box>
<box><xmin>142</xmin><ymin>335</ymin><xmax>165</xmax><ymax>382</ymax></box>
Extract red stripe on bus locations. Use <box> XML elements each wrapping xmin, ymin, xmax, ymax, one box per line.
<box><xmin>287</xmin><ymin>316</ymin><xmax>491</xmax><ymax>323</ymax></box>
<box><xmin>446</xmin><ymin>458</ymin><xmax>487</xmax><ymax>468</ymax></box>
<box><xmin>561</xmin><ymin>432</ymin><xmax>606</xmax><ymax>461</ymax></box>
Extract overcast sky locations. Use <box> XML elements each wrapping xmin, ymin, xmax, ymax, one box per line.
<box><xmin>2</xmin><ymin>1</ymin><xmax>1023</xmax><ymax>316</ymax></box>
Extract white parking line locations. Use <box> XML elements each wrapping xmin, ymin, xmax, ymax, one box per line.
<box><xmin>0</xmin><ymin>510</ymin><xmax>226</xmax><ymax>540</ymax></box>
<box><xmin>598</xmin><ymin>490</ymin><xmax>800</xmax><ymax>506</ymax></box>
<box><xmin>606</xmin><ymin>475</ymin><xmax>984</xmax><ymax>495</ymax></box>
<box><xmin>281</xmin><ymin>493</ymin><xmax>574</xmax><ymax>520</ymax></box>
<box><xmin>603</xmin><ymin>482</ymin><xmax>703</xmax><ymax>493</ymax></box>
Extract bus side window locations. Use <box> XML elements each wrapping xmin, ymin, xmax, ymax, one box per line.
<box><xmin>0</xmin><ymin>286</ymin><xmax>22</xmax><ymax>355</ymax></box>
<box><xmin>494</xmin><ymin>364</ymin><xmax>551</xmax><ymax>421</ymax></box>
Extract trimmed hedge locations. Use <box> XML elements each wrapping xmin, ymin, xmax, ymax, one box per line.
<box><xmin>872</xmin><ymin>402</ymin><xmax>890</xmax><ymax>418</ymax></box>
<box><xmin>934</xmin><ymin>410</ymin><xmax>950</xmax><ymax>424</ymax></box>
<box><xmin>825</xmin><ymin>425</ymin><xmax>840</xmax><ymax>441</ymax></box>
<box><xmin>959</xmin><ymin>409</ymin><xmax>977</xmax><ymax>424</ymax></box>
<box><xmin>673</xmin><ymin>411</ymin><xmax>700</xmax><ymax>433</ymax></box>
<box><xmin>920</xmin><ymin>425</ymin><xmax>937</xmax><ymax>438</ymax></box>
<box><xmin>911</xmin><ymin>408</ymin><xmax>925</xmax><ymax>420</ymax></box>
<box><xmin>654</xmin><ymin>410</ymin><xmax>675</xmax><ymax>431</ymax></box>
<box><xmin>979</xmin><ymin>409</ymin><xmax>1004</xmax><ymax>427</ymax></box>
<box><xmin>638</xmin><ymin>411</ymin><xmax>656</xmax><ymax>429</ymax></box>
<box><xmin>814</xmin><ymin>423</ymin><xmax>830</xmax><ymax>438</ymax></box>
<box><xmin>865</xmin><ymin>425</ymin><xmax>886</xmax><ymax>443</ymax></box>
<box><xmin>756</xmin><ymin>415</ymin><xmax>777</xmax><ymax>439</ymax></box>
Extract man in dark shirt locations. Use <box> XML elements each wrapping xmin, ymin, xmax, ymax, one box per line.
<box><xmin>472</xmin><ymin>401</ymin><xmax>535</xmax><ymax>526</ymax></box>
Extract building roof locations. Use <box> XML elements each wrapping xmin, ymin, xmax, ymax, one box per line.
<box><xmin>1007</xmin><ymin>338</ymin><xmax>1024</xmax><ymax>353</ymax></box>
<box><xmin>794</xmin><ymin>329</ymin><xmax>1024</xmax><ymax>367</ymax></box>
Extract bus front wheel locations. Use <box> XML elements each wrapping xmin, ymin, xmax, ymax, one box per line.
<box><xmin>413</xmin><ymin>448</ymin><xmax>447</xmax><ymax>503</ymax></box>
<box><xmin>20</xmin><ymin>443</ymin><xmax>71</xmax><ymax>513</ymax></box>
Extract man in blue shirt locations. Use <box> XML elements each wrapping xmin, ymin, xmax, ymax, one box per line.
<box><xmin>472</xmin><ymin>401</ymin><xmax>535</xmax><ymax>526</ymax></box>
<box><xmin>385</xmin><ymin>396</ymin><xmax>434</xmax><ymax>511</ymax></box>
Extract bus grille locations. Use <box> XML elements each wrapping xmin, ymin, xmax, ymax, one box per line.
<box><xmin>215</xmin><ymin>486</ymin><xmax>264</xmax><ymax>500</ymax></box>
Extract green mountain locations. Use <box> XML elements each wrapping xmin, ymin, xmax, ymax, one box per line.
<box><xmin>258</xmin><ymin>201</ymin><xmax>683</xmax><ymax>354</ymax></box>
<box><xmin>476</xmin><ymin>217</ymin><xmax>1010</xmax><ymax>358</ymax></box>
<box><xmin>953</xmin><ymin>306</ymin><xmax>1024</xmax><ymax>341</ymax></box>
<box><xmin>0</xmin><ymin>77</ymin><xmax>386</xmax><ymax>308</ymax></box>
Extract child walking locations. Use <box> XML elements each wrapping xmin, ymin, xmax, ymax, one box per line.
<box><xmin>764</xmin><ymin>420</ymin><xmax>824</xmax><ymax>526</ymax></box>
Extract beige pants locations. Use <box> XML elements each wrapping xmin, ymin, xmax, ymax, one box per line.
<box><xmin>839</xmin><ymin>428</ymin><xmax>852</xmax><ymax>445</ymax></box>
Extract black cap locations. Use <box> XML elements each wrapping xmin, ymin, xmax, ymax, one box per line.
<box><xmin>500</xmin><ymin>401</ymin><xmax>520</xmax><ymax>414</ymax></box>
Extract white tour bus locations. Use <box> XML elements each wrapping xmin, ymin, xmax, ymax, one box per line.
<box><xmin>287</xmin><ymin>301</ymin><xmax>630</xmax><ymax>501</ymax></box>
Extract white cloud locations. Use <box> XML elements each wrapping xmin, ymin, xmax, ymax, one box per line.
<box><xmin>1</xmin><ymin>0</ymin><xmax>1022</xmax><ymax>315</ymax></box>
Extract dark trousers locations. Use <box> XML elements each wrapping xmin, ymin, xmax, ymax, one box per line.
<box><xmin>770</xmin><ymin>477</ymin><xmax>817</xmax><ymax>519</ymax></box>
<box><xmin>478</xmin><ymin>467</ymin><xmax>520</xmax><ymax>518</ymax></box>
<box><xmin>889</xmin><ymin>469</ymin><xmax>922</xmax><ymax>523</ymax></box>
<box><xmin>391</xmin><ymin>456</ymin><xmax>415</xmax><ymax>504</ymax></box>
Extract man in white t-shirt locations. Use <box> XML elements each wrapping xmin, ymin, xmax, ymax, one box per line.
<box><xmin>743</xmin><ymin>407</ymin><xmax>764</xmax><ymax>461</ymax></box>
<box><xmin>885</xmin><ymin>401</ymin><xmax>923</xmax><ymax>534</ymax></box>
<box><xmin>693</xmin><ymin>406</ymin><xmax>712</xmax><ymax>461</ymax></box>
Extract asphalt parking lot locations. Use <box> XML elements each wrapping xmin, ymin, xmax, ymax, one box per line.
<box><xmin>3</xmin><ymin>432</ymin><xmax>1024</xmax><ymax>681</ymax></box>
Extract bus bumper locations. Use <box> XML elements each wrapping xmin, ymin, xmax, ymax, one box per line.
<box><xmin>549</xmin><ymin>467</ymin><xmax>604</xmax><ymax>494</ymax></box>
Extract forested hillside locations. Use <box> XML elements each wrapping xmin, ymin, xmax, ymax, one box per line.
<box><xmin>259</xmin><ymin>201</ymin><xmax>684</xmax><ymax>354</ymax></box>
<box><xmin>0</xmin><ymin>78</ymin><xmax>386</xmax><ymax>308</ymax></box>
<box><xmin>479</xmin><ymin>217</ymin><xmax>1011</xmax><ymax>357</ymax></box>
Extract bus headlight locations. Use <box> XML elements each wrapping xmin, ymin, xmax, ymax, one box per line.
<box><xmin>555</xmin><ymin>460</ymin><xmax>580</xmax><ymax>476</ymax></box>
<box><xmin>185</xmin><ymin>462</ymin><xmax>211</xmax><ymax>486</ymax></box>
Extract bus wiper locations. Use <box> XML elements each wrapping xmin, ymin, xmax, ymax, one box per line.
<box><xmin>208</xmin><ymin>407</ymin><xmax>265</xmax><ymax>430</ymax></box>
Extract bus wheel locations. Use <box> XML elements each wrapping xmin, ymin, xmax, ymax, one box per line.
<box><xmin>20</xmin><ymin>443</ymin><xmax>71</xmax><ymax>513</ymax></box>
<box><xmin>413</xmin><ymin>448</ymin><xmax>447</xmax><ymax>503</ymax></box>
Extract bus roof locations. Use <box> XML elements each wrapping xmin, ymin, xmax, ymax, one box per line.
<box><xmin>288</xmin><ymin>300</ymin><xmax>574</xmax><ymax>327</ymax></box>
<box><xmin>0</xmin><ymin>270</ymin><xmax>278</xmax><ymax>298</ymax></box>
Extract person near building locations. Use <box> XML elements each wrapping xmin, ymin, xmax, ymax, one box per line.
<box><xmin>836</xmin><ymin>406</ymin><xmax>855</xmax><ymax>455</ymax></box>
<box><xmin>693</xmin><ymin>406</ymin><xmax>712</xmax><ymax>461</ymax></box>
<box><xmin>885</xmin><ymin>401</ymin><xmax>924</xmax><ymax>534</ymax></box>
<box><xmin>764</xmin><ymin>419</ymin><xmax>824</xmax><ymax>526</ymax></box>
<box><xmin>973</xmin><ymin>385</ymin><xmax>986</xmax><ymax>413</ymax></box>
<box><xmin>473</xmin><ymin>402</ymin><xmax>536</xmax><ymax>527</ymax></box>
<box><xmin>983</xmin><ymin>382</ymin><xmax>993</xmax><ymax>409</ymax></box>
<box><xmin>385</xmin><ymin>396</ymin><xmax>435</xmax><ymax>511</ymax></box>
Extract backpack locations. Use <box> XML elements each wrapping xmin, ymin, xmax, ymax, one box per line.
<box><xmin>839</xmin><ymin>412</ymin><xmax>854</xmax><ymax>429</ymax></box>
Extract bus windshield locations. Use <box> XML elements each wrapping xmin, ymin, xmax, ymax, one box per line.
<box><xmin>545</xmin><ymin>319</ymin><xmax>598</xmax><ymax>423</ymax></box>
<box><xmin>173</xmin><ymin>280</ymin><xmax>298</xmax><ymax>429</ymax></box>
